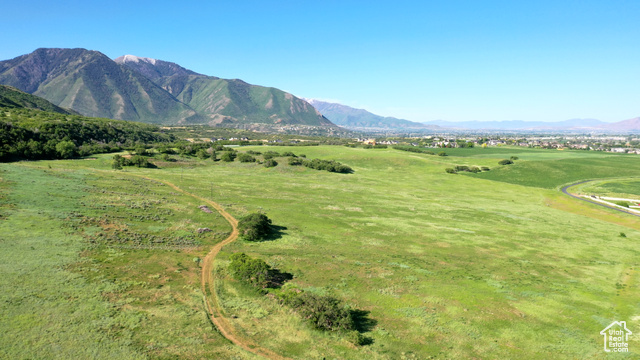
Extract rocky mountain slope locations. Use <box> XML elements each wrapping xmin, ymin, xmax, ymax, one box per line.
<box><xmin>0</xmin><ymin>48</ymin><xmax>333</xmax><ymax>127</ymax></box>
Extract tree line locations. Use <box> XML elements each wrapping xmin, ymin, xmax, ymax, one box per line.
<box><xmin>0</xmin><ymin>108</ymin><xmax>174</xmax><ymax>162</ymax></box>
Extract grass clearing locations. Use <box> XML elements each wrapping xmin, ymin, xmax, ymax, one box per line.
<box><xmin>2</xmin><ymin>146</ymin><xmax>639</xmax><ymax>358</ymax></box>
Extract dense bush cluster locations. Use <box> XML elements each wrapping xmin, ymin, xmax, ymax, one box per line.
<box><xmin>498</xmin><ymin>159</ymin><xmax>514</xmax><ymax>165</ymax></box>
<box><xmin>237</xmin><ymin>153</ymin><xmax>256</xmax><ymax>163</ymax></box>
<box><xmin>446</xmin><ymin>165</ymin><xmax>490</xmax><ymax>174</ymax></box>
<box><xmin>296</xmin><ymin>158</ymin><xmax>353</xmax><ymax>173</ymax></box>
<box><xmin>237</xmin><ymin>213</ymin><xmax>272</xmax><ymax>241</ymax></box>
<box><xmin>112</xmin><ymin>154</ymin><xmax>152</xmax><ymax>169</ymax></box>
<box><xmin>281</xmin><ymin>292</ymin><xmax>356</xmax><ymax>332</ymax></box>
<box><xmin>0</xmin><ymin>108</ymin><xmax>174</xmax><ymax>161</ymax></box>
<box><xmin>392</xmin><ymin>145</ymin><xmax>435</xmax><ymax>155</ymax></box>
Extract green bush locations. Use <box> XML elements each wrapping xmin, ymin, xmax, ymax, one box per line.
<box><xmin>228</xmin><ymin>253</ymin><xmax>273</xmax><ymax>288</ymax></box>
<box><xmin>237</xmin><ymin>153</ymin><xmax>256</xmax><ymax>163</ymax></box>
<box><xmin>286</xmin><ymin>293</ymin><xmax>355</xmax><ymax>331</ymax></box>
<box><xmin>445</xmin><ymin>168</ymin><xmax>456</xmax><ymax>174</ymax></box>
<box><xmin>262</xmin><ymin>151</ymin><xmax>280</xmax><ymax>160</ymax></box>
<box><xmin>302</xmin><ymin>158</ymin><xmax>352</xmax><ymax>173</ymax></box>
<box><xmin>345</xmin><ymin>330</ymin><xmax>366</xmax><ymax>346</ymax></box>
<box><xmin>237</xmin><ymin>213</ymin><xmax>272</xmax><ymax>241</ymax></box>
<box><xmin>288</xmin><ymin>157</ymin><xmax>304</xmax><ymax>166</ymax></box>
<box><xmin>221</xmin><ymin>152</ymin><xmax>236</xmax><ymax>162</ymax></box>
<box><xmin>498</xmin><ymin>159</ymin><xmax>514</xmax><ymax>165</ymax></box>
<box><xmin>264</xmin><ymin>159</ymin><xmax>278</xmax><ymax>168</ymax></box>
<box><xmin>438</xmin><ymin>151</ymin><xmax>448</xmax><ymax>156</ymax></box>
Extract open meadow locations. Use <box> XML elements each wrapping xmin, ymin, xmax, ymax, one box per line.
<box><xmin>1</xmin><ymin>145</ymin><xmax>639</xmax><ymax>359</ymax></box>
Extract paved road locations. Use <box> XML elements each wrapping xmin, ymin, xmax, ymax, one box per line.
<box><xmin>561</xmin><ymin>181</ymin><xmax>640</xmax><ymax>218</ymax></box>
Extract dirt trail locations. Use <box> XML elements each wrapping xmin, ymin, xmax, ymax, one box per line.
<box><xmin>101</xmin><ymin>171</ymin><xmax>287</xmax><ymax>360</ymax></box>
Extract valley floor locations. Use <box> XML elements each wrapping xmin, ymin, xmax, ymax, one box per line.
<box><xmin>1</xmin><ymin>146</ymin><xmax>639</xmax><ymax>359</ymax></box>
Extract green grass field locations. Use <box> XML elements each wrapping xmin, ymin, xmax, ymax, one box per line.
<box><xmin>1</xmin><ymin>146</ymin><xmax>639</xmax><ymax>359</ymax></box>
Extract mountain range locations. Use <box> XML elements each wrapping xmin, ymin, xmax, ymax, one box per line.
<box><xmin>308</xmin><ymin>99</ymin><xmax>640</xmax><ymax>132</ymax></box>
<box><xmin>0</xmin><ymin>48</ymin><xmax>332</xmax><ymax>127</ymax></box>
<box><xmin>305</xmin><ymin>99</ymin><xmax>439</xmax><ymax>130</ymax></box>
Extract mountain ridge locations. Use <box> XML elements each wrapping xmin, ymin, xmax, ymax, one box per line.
<box><xmin>306</xmin><ymin>99</ymin><xmax>439</xmax><ymax>130</ymax></box>
<box><xmin>0</xmin><ymin>48</ymin><xmax>334</xmax><ymax>127</ymax></box>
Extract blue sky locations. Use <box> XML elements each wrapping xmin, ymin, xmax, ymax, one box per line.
<box><xmin>2</xmin><ymin>0</ymin><xmax>639</xmax><ymax>122</ymax></box>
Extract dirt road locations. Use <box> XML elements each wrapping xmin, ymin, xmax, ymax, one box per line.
<box><xmin>109</xmin><ymin>172</ymin><xmax>288</xmax><ymax>360</ymax></box>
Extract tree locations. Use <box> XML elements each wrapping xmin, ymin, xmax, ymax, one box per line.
<box><xmin>55</xmin><ymin>140</ymin><xmax>76</xmax><ymax>159</ymax></box>
<box><xmin>135</xmin><ymin>146</ymin><xmax>148</xmax><ymax>156</ymax></box>
<box><xmin>237</xmin><ymin>213</ymin><xmax>272</xmax><ymax>241</ymax></box>
<box><xmin>112</xmin><ymin>154</ymin><xmax>123</xmax><ymax>170</ymax></box>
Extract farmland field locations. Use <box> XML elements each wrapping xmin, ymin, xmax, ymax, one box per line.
<box><xmin>1</xmin><ymin>146</ymin><xmax>639</xmax><ymax>359</ymax></box>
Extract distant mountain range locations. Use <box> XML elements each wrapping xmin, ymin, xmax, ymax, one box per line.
<box><xmin>425</xmin><ymin>119</ymin><xmax>607</xmax><ymax>130</ymax></box>
<box><xmin>306</xmin><ymin>99</ymin><xmax>439</xmax><ymax>130</ymax></box>
<box><xmin>426</xmin><ymin>118</ymin><xmax>640</xmax><ymax>131</ymax></box>
<box><xmin>308</xmin><ymin>98</ymin><xmax>640</xmax><ymax>132</ymax></box>
<box><xmin>0</xmin><ymin>48</ymin><xmax>333</xmax><ymax>127</ymax></box>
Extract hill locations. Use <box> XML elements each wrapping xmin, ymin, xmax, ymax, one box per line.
<box><xmin>599</xmin><ymin>117</ymin><xmax>640</xmax><ymax>131</ymax></box>
<box><xmin>306</xmin><ymin>99</ymin><xmax>439</xmax><ymax>130</ymax></box>
<box><xmin>0</xmin><ymin>105</ymin><xmax>174</xmax><ymax>161</ymax></box>
<box><xmin>0</xmin><ymin>84</ymin><xmax>75</xmax><ymax>114</ymax></box>
<box><xmin>0</xmin><ymin>48</ymin><xmax>334</xmax><ymax>127</ymax></box>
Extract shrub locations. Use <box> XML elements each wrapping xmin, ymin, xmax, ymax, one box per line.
<box><xmin>196</xmin><ymin>149</ymin><xmax>209</xmax><ymax>159</ymax></box>
<box><xmin>286</xmin><ymin>293</ymin><xmax>355</xmax><ymax>331</ymax></box>
<box><xmin>129</xmin><ymin>155</ymin><xmax>150</xmax><ymax>168</ymax></box>
<box><xmin>481</xmin><ymin>166</ymin><xmax>490</xmax><ymax>171</ymax></box>
<box><xmin>438</xmin><ymin>151</ymin><xmax>447</xmax><ymax>156</ymax></box>
<box><xmin>135</xmin><ymin>146</ymin><xmax>149</xmax><ymax>156</ymax></box>
<box><xmin>246</xmin><ymin>150</ymin><xmax>262</xmax><ymax>155</ymax></box>
<box><xmin>302</xmin><ymin>158</ymin><xmax>352</xmax><ymax>173</ymax></box>
<box><xmin>510</xmin><ymin>156</ymin><xmax>519</xmax><ymax>161</ymax></box>
<box><xmin>228</xmin><ymin>253</ymin><xmax>273</xmax><ymax>288</ymax></box>
<box><xmin>469</xmin><ymin>166</ymin><xmax>481</xmax><ymax>173</ymax></box>
<box><xmin>221</xmin><ymin>152</ymin><xmax>236</xmax><ymax>162</ymax></box>
<box><xmin>288</xmin><ymin>157</ymin><xmax>303</xmax><ymax>166</ymax></box>
<box><xmin>498</xmin><ymin>159</ymin><xmax>514</xmax><ymax>165</ymax></box>
<box><xmin>237</xmin><ymin>153</ymin><xmax>256</xmax><ymax>163</ymax></box>
<box><xmin>281</xmin><ymin>151</ymin><xmax>296</xmax><ymax>157</ymax></box>
<box><xmin>263</xmin><ymin>151</ymin><xmax>280</xmax><ymax>160</ymax></box>
<box><xmin>237</xmin><ymin>213</ymin><xmax>272</xmax><ymax>241</ymax></box>
<box><xmin>264</xmin><ymin>159</ymin><xmax>278</xmax><ymax>168</ymax></box>
<box><xmin>445</xmin><ymin>168</ymin><xmax>456</xmax><ymax>174</ymax></box>
<box><xmin>346</xmin><ymin>330</ymin><xmax>366</xmax><ymax>346</ymax></box>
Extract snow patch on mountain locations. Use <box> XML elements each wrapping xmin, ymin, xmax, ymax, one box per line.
<box><xmin>115</xmin><ymin>55</ymin><xmax>157</xmax><ymax>65</ymax></box>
